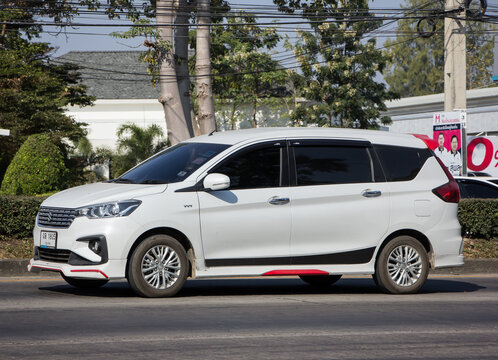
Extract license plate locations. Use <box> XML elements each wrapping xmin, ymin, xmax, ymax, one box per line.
<box><xmin>40</xmin><ymin>231</ymin><xmax>57</xmax><ymax>249</ymax></box>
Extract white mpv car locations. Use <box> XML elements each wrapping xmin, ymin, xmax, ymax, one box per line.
<box><xmin>29</xmin><ymin>128</ymin><xmax>463</xmax><ymax>297</ymax></box>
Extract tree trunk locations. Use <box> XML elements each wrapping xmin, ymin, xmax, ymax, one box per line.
<box><xmin>195</xmin><ymin>0</ymin><xmax>216</xmax><ymax>134</ymax></box>
<box><xmin>174</xmin><ymin>0</ymin><xmax>196</xmax><ymax>138</ymax></box>
<box><xmin>157</xmin><ymin>0</ymin><xmax>191</xmax><ymax>145</ymax></box>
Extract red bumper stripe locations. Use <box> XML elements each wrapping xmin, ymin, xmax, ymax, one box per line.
<box><xmin>262</xmin><ymin>270</ymin><xmax>329</xmax><ymax>276</ymax></box>
<box><xmin>31</xmin><ymin>265</ymin><xmax>64</xmax><ymax>275</ymax></box>
<box><xmin>70</xmin><ymin>269</ymin><xmax>109</xmax><ymax>279</ymax></box>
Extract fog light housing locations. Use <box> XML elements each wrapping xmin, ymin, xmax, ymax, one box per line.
<box><xmin>73</xmin><ymin>235</ymin><xmax>108</xmax><ymax>265</ymax></box>
<box><xmin>89</xmin><ymin>239</ymin><xmax>102</xmax><ymax>255</ymax></box>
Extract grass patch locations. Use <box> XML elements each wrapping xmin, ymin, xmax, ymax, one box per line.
<box><xmin>0</xmin><ymin>236</ymin><xmax>33</xmax><ymax>259</ymax></box>
<box><xmin>463</xmin><ymin>237</ymin><xmax>498</xmax><ymax>259</ymax></box>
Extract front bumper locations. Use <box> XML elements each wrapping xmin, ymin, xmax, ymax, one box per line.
<box><xmin>28</xmin><ymin>258</ymin><xmax>127</xmax><ymax>279</ymax></box>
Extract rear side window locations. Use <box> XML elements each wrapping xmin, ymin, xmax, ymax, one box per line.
<box><xmin>293</xmin><ymin>146</ymin><xmax>372</xmax><ymax>186</ymax></box>
<box><xmin>374</xmin><ymin>145</ymin><xmax>432</xmax><ymax>182</ymax></box>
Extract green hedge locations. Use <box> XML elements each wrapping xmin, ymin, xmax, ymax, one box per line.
<box><xmin>1</xmin><ymin>134</ymin><xmax>68</xmax><ymax>195</ymax></box>
<box><xmin>0</xmin><ymin>195</ymin><xmax>46</xmax><ymax>238</ymax></box>
<box><xmin>458</xmin><ymin>199</ymin><xmax>498</xmax><ymax>239</ymax></box>
<box><xmin>0</xmin><ymin>196</ymin><xmax>496</xmax><ymax>241</ymax></box>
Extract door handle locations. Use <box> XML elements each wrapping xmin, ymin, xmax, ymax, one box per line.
<box><xmin>362</xmin><ymin>189</ymin><xmax>382</xmax><ymax>198</ymax></box>
<box><xmin>268</xmin><ymin>196</ymin><xmax>290</xmax><ymax>205</ymax></box>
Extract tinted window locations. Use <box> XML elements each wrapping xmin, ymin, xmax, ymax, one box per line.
<box><xmin>116</xmin><ymin>142</ymin><xmax>230</xmax><ymax>184</ymax></box>
<box><xmin>294</xmin><ymin>146</ymin><xmax>372</xmax><ymax>186</ymax></box>
<box><xmin>375</xmin><ymin>145</ymin><xmax>432</xmax><ymax>182</ymax></box>
<box><xmin>457</xmin><ymin>180</ymin><xmax>498</xmax><ymax>199</ymax></box>
<box><xmin>212</xmin><ymin>146</ymin><xmax>281</xmax><ymax>190</ymax></box>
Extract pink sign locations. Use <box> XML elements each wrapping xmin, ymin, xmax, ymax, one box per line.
<box><xmin>433</xmin><ymin>112</ymin><xmax>463</xmax><ymax>176</ymax></box>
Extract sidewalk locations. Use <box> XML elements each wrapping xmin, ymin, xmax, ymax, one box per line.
<box><xmin>0</xmin><ymin>259</ymin><xmax>496</xmax><ymax>277</ymax></box>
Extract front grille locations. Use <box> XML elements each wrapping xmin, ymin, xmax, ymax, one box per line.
<box><xmin>38</xmin><ymin>247</ymin><xmax>71</xmax><ymax>263</ymax></box>
<box><xmin>38</xmin><ymin>207</ymin><xmax>76</xmax><ymax>228</ymax></box>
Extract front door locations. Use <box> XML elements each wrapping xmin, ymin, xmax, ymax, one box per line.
<box><xmin>198</xmin><ymin>141</ymin><xmax>292</xmax><ymax>267</ymax></box>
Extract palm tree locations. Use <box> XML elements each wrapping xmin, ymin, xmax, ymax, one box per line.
<box><xmin>113</xmin><ymin>123</ymin><xmax>167</xmax><ymax>177</ymax></box>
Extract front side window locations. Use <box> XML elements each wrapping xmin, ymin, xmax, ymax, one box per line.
<box><xmin>211</xmin><ymin>145</ymin><xmax>282</xmax><ymax>190</ymax></box>
<box><xmin>115</xmin><ymin>142</ymin><xmax>230</xmax><ymax>184</ymax></box>
<box><xmin>294</xmin><ymin>146</ymin><xmax>372</xmax><ymax>186</ymax></box>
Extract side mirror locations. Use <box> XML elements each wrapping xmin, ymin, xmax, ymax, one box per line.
<box><xmin>203</xmin><ymin>173</ymin><xmax>230</xmax><ymax>191</ymax></box>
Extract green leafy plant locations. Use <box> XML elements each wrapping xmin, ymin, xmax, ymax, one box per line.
<box><xmin>0</xmin><ymin>134</ymin><xmax>68</xmax><ymax>195</ymax></box>
<box><xmin>384</xmin><ymin>0</ymin><xmax>495</xmax><ymax>97</ymax></box>
<box><xmin>0</xmin><ymin>195</ymin><xmax>46</xmax><ymax>238</ymax></box>
<box><xmin>112</xmin><ymin>123</ymin><xmax>167</xmax><ymax>178</ymax></box>
<box><xmin>458</xmin><ymin>199</ymin><xmax>498</xmax><ymax>239</ymax></box>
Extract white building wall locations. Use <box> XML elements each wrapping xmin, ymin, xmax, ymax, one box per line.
<box><xmin>66</xmin><ymin>99</ymin><xmax>166</xmax><ymax>150</ymax></box>
<box><xmin>385</xmin><ymin>88</ymin><xmax>498</xmax><ymax>137</ymax></box>
<box><xmin>66</xmin><ymin>88</ymin><xmax>498</xmax><ymax>150</ymax></box>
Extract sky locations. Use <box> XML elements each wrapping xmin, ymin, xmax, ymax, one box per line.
<box><xmin>37</xmin><ymin>0</ymin><xmax>498</xmax><ymax>75</ymax></box>
<box><xmin>39</xmin><ymin>0</ymin><xmax>407</xmax><ymax>54</ymax></box>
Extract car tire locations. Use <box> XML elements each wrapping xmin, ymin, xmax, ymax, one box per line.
<box><xmin>374</xmin><ymin>236</ymin><xmax>429</xmax><ymax>294</ymax></box>
<box><xmin>127</xmin><ymin>234</ymin><xmax>189</xmax><ymax>298</ymax></box>
<box><xmin>61</xmin><ymin>274</ymin><xmax>109</xmax><ymax>289</ymax></box>
<box><xmin>299</xmin><ymin>274</ymin><xmax>342</xmax><ymax>287</ymax></box>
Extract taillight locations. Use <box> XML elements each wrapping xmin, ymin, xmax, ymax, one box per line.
<box><xmin>432</xmin><ymin>181</ymin><xmax>460</xmax><ymax>203</ymax></box>
<box><xmin>432</xmin><ymin>156</ymin><xmax>460</xmax><ymax>203</ymax></box>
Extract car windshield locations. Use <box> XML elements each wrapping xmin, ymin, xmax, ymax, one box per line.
<box><xmin>113</xmin><ymin>142</ymin><xmax>230</xmax><ymax>184</ymax></box>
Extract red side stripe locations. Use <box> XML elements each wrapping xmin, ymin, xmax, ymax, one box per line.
<box><xmin>262</xmin><ymin>270</ymin><xmax>329</xmax><ymax>276</ymax></box>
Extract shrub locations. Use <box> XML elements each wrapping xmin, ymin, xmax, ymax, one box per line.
<box><xmin>0</xmin><ymin>195</ymin><xmax>46</xmax><ymax>238</ymax></box>
<box><xmin>0</xmin><ymin>134</ymin><xmax>68</xmax><ymax>195</ymax></box>
<box><xmin>458</xmin><ymin>199</ymin><xmax>498</xmax><ymax>239</ymax></box>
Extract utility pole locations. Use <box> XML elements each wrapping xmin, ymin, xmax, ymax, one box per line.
<box><xmin>444</xmin><ymin>0</ymin><xmax>467</xmax><ymax>175</ymax></box>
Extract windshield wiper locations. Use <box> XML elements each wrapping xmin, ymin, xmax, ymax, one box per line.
<box><xmin>139</xmin><ymin>179</ymin><xmax>168</xmax><ymax>184</ymax></box>
<box><xmin>111</xmin><ymin>178</ymin><xmax>136</xmax><ymax>184</ymax></box>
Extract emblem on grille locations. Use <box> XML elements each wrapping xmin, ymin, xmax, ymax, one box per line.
<box><xmin>47</xmin><ymin>212</ymin><xmax>53</xmax><ymax>222</ymax></box>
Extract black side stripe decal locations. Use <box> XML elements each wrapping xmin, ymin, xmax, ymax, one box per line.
<box><xmin>205</xmin><ymin>247</ymin><xmax>376</xmax><ymax>267</ymax></box>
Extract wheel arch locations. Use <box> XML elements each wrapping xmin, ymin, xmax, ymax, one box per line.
<box><xmin>126</xmin><ymin>227</ymin><xmax>196</xmax><ymax>277</ymax></box>
<box><xmin>376</xmin><ymin>229</ymin><xmax>434</xmax><ymax>268</ymax></box>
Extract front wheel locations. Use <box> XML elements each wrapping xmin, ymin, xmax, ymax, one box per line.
<box><xmin>61</xmin><ymin>274</ymin><xmax>109</xmax><ymax>289</ymax></box>
<box><xmin>299</xmin><ymin>274</ymin><xmax>342</xmax><ymax>287</ymax></box>
<box><xmin>127</xmin><ymin>234</ymin><xmax>189</xmax><ymax>298</ymax></box>
<box><xmin>374</xmin><ymin>236</ymin><xmax>429</xmax><ymax>294</ymax></box>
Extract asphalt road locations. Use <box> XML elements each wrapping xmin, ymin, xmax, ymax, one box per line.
<box><xmin>0</xmin><ymin>275</ymin><xmax>497</xmax><ymax>360</ymax></box>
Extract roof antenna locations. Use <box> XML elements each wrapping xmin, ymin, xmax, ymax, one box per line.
<box><xmin>208</xmin><ymin>129</ymin><xmax>216</xmax><ymax>136</ymax></box>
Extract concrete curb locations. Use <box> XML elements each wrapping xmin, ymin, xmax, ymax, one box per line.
<box><xmin>0</xmin><ymin>259</ymin><xmax>497</xmax><ymax>277</ymax></box>
<box><xmin>0</xmin><ymin>259</ymin><xmax>57</xmax><ymax>277</ymax></box>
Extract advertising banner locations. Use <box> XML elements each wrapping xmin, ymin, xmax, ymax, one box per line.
<box><xmin>433</xmin><ymin>112</ymin><xmax>463</xmax><ymax>176</ymax></box>
<box><xmin>467</xmin><ymin>136</ymin><xmax>498</xmax><ymax>177</ymax></box>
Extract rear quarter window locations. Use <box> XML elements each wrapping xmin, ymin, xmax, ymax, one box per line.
<box><xmin>374</xmin><ymin>145</ymin><xmax>432</xmax><ymax>182</ymax></box>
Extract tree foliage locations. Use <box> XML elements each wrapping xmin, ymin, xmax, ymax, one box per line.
<box><xmin>384</xmin><ymin>0</ymin><xmax>495</xmax><ymax>97</ymax></box>
<box><xmin>0</xmin><ymin>134</ymin><xmax>68</xmax><ymax>195</ymax></box>
<box><xmin>275</xmin><ymin>0</ymin><xmax>398</xmax><ymax>129</ymax></box>
<box><xmin>0</xmin><ymin>1</ymin><xmax>94</xmax><ymax>183</ymax></box>
<box><xmin>208</xmin><ymin>13</ymin><xmax>288</xmax><ymax>129</ymax></box>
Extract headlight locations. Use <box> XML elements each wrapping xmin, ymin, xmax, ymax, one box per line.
<box><xmin>75</xmin><ymin>200</ymin><xmax>141</xmax><ymax>219</ymax></box>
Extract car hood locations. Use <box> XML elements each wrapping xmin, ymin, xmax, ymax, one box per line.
<box><xmin>41</xmin><ymin>182</ymin><xmax>168</xmax><ymax>208</ymax></box>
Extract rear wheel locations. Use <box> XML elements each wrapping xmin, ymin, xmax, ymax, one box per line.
<box><xmin>299</xmin><ymin>274</ymin><xmax>342</xmax><ymax>287</ymax></box>
<box><xmin>374</xmin><ymin>236</ymin><xmax>429</xmax><ymax>294</ymax></box>
<box><xmin>61</xmin><ymin>274</ymin><xmax>108</xmax><ymax>289</ymax></box>
<box><xmin>127</xmin><ymin>234</ymin><xmax>189</xmax><ymax>298</ymax></box>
